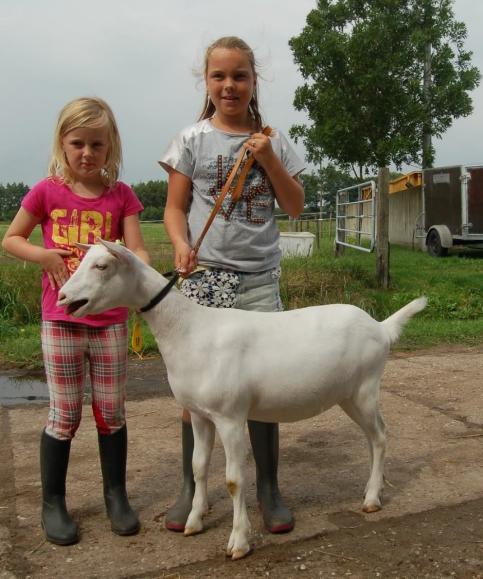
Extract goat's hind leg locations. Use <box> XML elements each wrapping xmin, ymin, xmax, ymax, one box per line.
<box><xmin>339</xmin><ymin>386</ymin><xmax>386</xmax><ymax>513</ymax></box>
<box><xmin>184</xmin><ymin>413</ymin><xmax>215</xmax><ymax>536</ymax></box>
<box><xmin>215</xmin><ymin>417</ymin><xmax>251</xmax><ymax>560</ymax></box>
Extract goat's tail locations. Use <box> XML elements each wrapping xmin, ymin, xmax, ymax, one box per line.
<box><xmin>381</xmin><ymin>297</ymin><xmax>427</xmax><ymax>345</ymax></box>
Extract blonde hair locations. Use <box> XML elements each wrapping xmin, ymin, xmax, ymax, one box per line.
<box><xmin>198</xmin><ymin>36</ymin><xmax>263</xmax><ymax>131</ymax></box>
<box><xmin>48</xmin><ymin>97</ymin><xmax>122</xmax><ymax>187</ymax></box>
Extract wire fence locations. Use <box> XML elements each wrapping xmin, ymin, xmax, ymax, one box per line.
<box><xmin>277</xmin><ymin>213</ymin><xmax>336</xmax><ymax>251</ymax></box>
<box><xmin>0</xmin><ymin>215</ymin><xmax>338</xmax><ymax>268</ymax></box>
<box><xmin>0</xmin><ymin>216</ymin><xmax>338</xmax><ymax>327</ymax></box>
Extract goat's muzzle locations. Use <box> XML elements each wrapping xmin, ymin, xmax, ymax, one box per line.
<box><xmin>57</xmin><ymin>292</ymin><xmax>89</xmax><ymax>316</ymax></box>
<box><xmin>65</xmin><ymin>299</ymin><xmax>89</xmax><ymax>316</ymax></box>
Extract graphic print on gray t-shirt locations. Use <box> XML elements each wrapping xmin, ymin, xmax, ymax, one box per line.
<box><xmin>159</xmin><ymin>119</ymin><xmax>305</xmax><ymax>272</ymax></box>
<box><xmin>208</xmin><ymin>153</ymin><xmax>272</xmax><ymax>224</ymax></box>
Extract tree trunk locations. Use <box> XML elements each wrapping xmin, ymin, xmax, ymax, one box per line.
<box><xmin>376</xmin><ymin>166</ymin><xmax>390</xmax><ymax>288</ymax></box>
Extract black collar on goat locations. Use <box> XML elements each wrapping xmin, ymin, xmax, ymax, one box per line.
<box><xmin>139</xmin><ymin>271</ymin><xmax>179</xmax><ymax>312</ymax></box>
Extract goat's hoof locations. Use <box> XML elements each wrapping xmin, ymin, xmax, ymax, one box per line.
<box><xmin>362</xmin><ymin>502</ymin><xmax>382</xmax><ymax>513</ymax></box>
<box><xmin>232</xmin><ymin>548</ymin><xmax>250</xmax><ymax>560</ymax></box>
<box><xmin>227</xmin><ymin>546</ymin><xmax>251</xmax><ymax>560</ymax></box>
<box><xmin>184</xmin><ymin>525</ymin><xmax>202</xmax><ymax>536</ymax></box>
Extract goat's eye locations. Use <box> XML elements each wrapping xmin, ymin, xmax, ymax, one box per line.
<box><xmin>95</xmin><ymin>264</ymin><xmax>107</xmax><ymax>271</ymax></box>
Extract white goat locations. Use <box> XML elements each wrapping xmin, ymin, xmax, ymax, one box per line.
<box><xmin>58</xmin><ymin>240</ymin><xmax>427</xmax><ymax>560</ymax></box>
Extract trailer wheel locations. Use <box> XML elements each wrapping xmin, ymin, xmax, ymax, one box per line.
<box><xmin>427</xmin><ymin>229</ymin><xmax>448</xmax><ymax>257</ymax></box>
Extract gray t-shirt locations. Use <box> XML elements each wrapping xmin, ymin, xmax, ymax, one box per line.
<box><xmin>159</xmin><ymin>119</ymin><xmax>305</xmax><ymax>272</ymax></box>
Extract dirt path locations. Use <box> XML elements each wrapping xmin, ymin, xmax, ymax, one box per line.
<box><xmin>1</xmin><ymin>344</ymin><xmax>483</xmax><ymax>578</ymax></box>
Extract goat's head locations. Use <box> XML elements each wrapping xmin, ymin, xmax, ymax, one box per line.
<box><xmin>57</xmin><ymin>239</ymin><xmax>138</xmax><ymax>317</ymax></box>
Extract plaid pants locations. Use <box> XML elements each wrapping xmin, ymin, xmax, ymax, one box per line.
<box><xmin>41</xmin><ymin>321</ymin><xmax>128</xmax><ymax>440</ymax></box>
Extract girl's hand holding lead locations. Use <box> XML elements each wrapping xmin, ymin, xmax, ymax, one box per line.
<box><xmin>175</xmin><ymin>242</ymin><xmax>198</xmax><ymax>277</ymax></box>
<box><xmin>41</xmin><ymin>248</ymin><xmax>72</xmax><ymax>289</ymax></box>
<box><xmin>244</xmin><ymin>132</ymin><xmax>275</xmax><ymax>168</ymax></box>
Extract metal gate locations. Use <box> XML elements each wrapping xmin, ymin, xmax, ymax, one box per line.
<box><xmin>336</xmin><ymin>180</ymin><xmax>376</xmax><ymax>253</ymax></box>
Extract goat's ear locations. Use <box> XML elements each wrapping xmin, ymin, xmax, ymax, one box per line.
<box><xmin>75</xmin><ymin>243</ymin><xmax>94</xmax><ymax>253</ymax></box>
<box><xmin>97</xmin><ymin>238</ymin><xmax>132</xmax><ymax>265</ymax></box>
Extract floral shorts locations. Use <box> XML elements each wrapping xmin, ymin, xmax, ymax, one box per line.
<box><xmin>179</xmin><ymin>267</ymin><xmax>283</xmax><ymax>312</ymax></box>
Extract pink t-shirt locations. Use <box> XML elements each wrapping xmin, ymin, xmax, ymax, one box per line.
<box><xmin>22</xmin><ymin>178</ymin><xmax>144</xmax><ymax>327</ymax></box>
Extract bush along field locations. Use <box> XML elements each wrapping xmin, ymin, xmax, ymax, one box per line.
<box><xmin>0</xmin><ymin>221</ymin><xmax>482</xmax><ymax>368</ymax></box>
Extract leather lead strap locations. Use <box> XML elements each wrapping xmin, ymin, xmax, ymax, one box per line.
<box><xmin>231</xmin><ymin>126</ymin><xmax>272</xmax><ymax>202</ymax></box>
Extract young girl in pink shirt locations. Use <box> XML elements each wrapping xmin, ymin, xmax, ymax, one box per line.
<box><xmin>2</xmin><ymin>97</ymin><xmax>149</xmax><ymax>545</ymax></box>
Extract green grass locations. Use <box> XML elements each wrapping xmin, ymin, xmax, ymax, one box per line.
<box><xmin>1</xmin><ymin>221</ymin><xmax>482</xmax><ymax>368</ymax></box>
<box><xmin>279</xmin><ymin>241</ymin><xmax>483</xmax><ymax>350</ymax></box>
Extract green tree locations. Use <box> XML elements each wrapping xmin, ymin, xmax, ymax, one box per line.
<box><xmin>289</xmin><ymin>0</ymin><xmax>479</xmax><ymax>286</ymax></box>
<box><xmin>301</xmin><ymin>165</ymin><xmax>358</xmax><ymax>213</ymax></box>
<box><xmin>141</xmin><ymin>206</ymin><xmax>164</xmax><ymax>221</ymax></box>
<box><xmin>289</xmin><ymin>0</ymin><xmax>479</xmax><ymax>171</ymax></box>
<box><xmin>0</xmin><ymin>182</ymin><xmax>30</xmax><ymax>221</ymax></box>
<box><xmin>131</xmin><ymin>180</ymin><xmax>168</xmax><ymax>220</ymax></box>
<box><xmin>300</xmin><ymin>173</ymin><xmax>321</xmax><ymax>212</ymax></box>
<box><xmin>320</xmin><ymin>164</ymin><xmax>359</xmax><ymax>213</ymax></box>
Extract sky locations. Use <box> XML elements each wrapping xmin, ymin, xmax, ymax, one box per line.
<box><xmin>1</xmin><ymin>0</ymin><xmax>482</xmax><ymax>187</ymax></box>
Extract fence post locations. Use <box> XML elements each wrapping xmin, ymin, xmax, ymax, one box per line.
<box><xmin>376</xmin><ymin>166</ymin><xmax>390</xmax><ymax>288</ymax></box>
<box><xmin>335</xmin><ymin>199</ymin><xmax>345</xmax><ymax>256</ymax></box>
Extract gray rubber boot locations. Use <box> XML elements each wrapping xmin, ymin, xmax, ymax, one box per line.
<box><xmin>248</xmin><ymin>420</ymin><xmax>294</xmax><ymax>533</ymax></box>
<box><xmin>98</xmin><ymin>425</ymin><xmax>140</xmax><ymax>535</ymax></box>
<box><xmin>165</xmin><ymin>420</ymin><xmax>195</xmax><ymax>532</ymax></box>
<box><xmin>40</xmin><ymin>429</ymin><xmax>79</xmax><ymax>545</ymax></box>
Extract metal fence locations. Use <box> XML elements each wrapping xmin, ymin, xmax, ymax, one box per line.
<box><xmin>335</xmin><ymin>181</ymin><xmax>376</xmax><ymax>253</ymax></box>
<box><xmin>276</xmin><ymin>213</ymin><xmax>337</xmax><ymax>251</ymax></box>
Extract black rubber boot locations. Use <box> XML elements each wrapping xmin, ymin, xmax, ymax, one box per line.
<box><xmin>248</xmin><ymin>420</ymin><xmax>294</xmax><ymax>534</ymax></box>
<box><xmin>165</xmin><ymin>420</ymin><xmax>195</xmax><ymax>532</ymax></box>
<box><xmin>40</xmin><ymin>429</ymin><xmax>79</xmax><ymax>545</ymax></box>
<box><xmin>98</xmin><ymin>425</ymin><xmax>140</xmax><ymax>536</ymax></box>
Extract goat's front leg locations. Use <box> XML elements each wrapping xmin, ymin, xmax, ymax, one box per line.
<box><xmin>215</xmin><ymin>417</ymin><xmax>251</xmax><ymax>560</ymax></box>
<box><xmin>184</xmin><ymin>413</ymin><xmax>215</xmax><ymax>536</ymax></box>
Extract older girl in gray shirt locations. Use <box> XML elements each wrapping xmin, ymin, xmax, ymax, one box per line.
<box><xmin>160</xmin><ymin>35</ymin><xmax>304</xmax><ymax>534</ymax></box>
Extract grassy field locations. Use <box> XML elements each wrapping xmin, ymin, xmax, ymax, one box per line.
<box><xmin>1</xmin><ymin>220</ymin><xmax>482</xmax><ymax>368</ymax></box>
